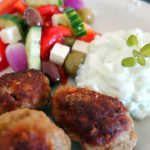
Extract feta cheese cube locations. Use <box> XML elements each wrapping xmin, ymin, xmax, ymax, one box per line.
<box><xmin>72</xmin><ymin>40</ymin><xmax>90</xmax><ymax>54</ymax></box>
<box><xmin>52</xmin><ymin>14</ymin><xmax>69</xmax><ymax>26</ymax></box>
<box><xmin>0</xmin><ymin>26</ymin><xmax>22</xmax><ymax>44</ymax></box>
<box><xmin>50</xmin><ymin>43</ymin><xmax>70</xmax><ymax>65</ymax></box>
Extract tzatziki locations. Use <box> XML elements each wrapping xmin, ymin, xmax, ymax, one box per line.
<box><xmin>76</xmin><ymin>29</ymin><xmax>150</xmax><ymax>119</ymax></box>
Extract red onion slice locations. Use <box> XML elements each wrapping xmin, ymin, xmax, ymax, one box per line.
<box><xmin>6</xmin><ymin>43</ymin><xmax>28</xmax><ymax>72</ymax></box>
<box><xmin>64</xmin><ymin>0</ymin><xmax>85</xmax><ymax>10</ymax></box>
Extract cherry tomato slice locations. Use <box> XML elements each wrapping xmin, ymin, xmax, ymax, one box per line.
<box><xmin>37</xmin><ymin>5</ymin><xmax>61</xmax><ymax>27</ymax></box>
<box><xmin>41</xmin><ymin>26</ymin><xmax>72</xmax><ymax>61</ymax></box>
<box><xmin>0</xmin><ymin>39</ymin><xmax>8</xmax><ymax>71</ymax></box>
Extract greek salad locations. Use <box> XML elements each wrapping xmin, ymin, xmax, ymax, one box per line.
<box><xmin>0</xmin><ymin>0</ymin><xmax>98</xmax><ymax>85</ymax></box>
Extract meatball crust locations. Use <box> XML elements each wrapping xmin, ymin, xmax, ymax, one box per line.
<box><xmin>0</xmin><ymin>109</ymin><xmax>71</xmax><ymax>150</ymax></box>
<box><xmin>0</xmin><ymin>69</ymin><xmax>50</xmax><ymax>115</ymax></box>
<box><xmin>51</xmin><ymin>86</ymin><xmax>137</xmax><ymax>150</ymax></box>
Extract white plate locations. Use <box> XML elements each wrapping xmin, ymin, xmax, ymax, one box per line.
<box><xmin>1</xmin><ymin>0</ymin><xmax>150</xmax><ymax>150</ymax></box>
<box><xmin>72</xmin><ymin>0</ymin><xmax>150</xmax><ymax>149</ymax></box>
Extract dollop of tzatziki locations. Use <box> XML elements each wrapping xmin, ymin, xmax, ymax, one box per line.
<box><xmin>76</xmin><ymin>29</ymin><xmax>150</xmax><ymax>119</ymax></box>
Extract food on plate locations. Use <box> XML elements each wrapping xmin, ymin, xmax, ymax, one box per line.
<box><xmin>6</xmin><ymin>43</ymin><xmax>28</xmax><ymax>72</ymax></box>
<box><xmin>64</xmin><ymin>51</ymin><xmax>86</xmax><ymax>77</ymax></box>
<box><xmin>0</xmin><ymin>0</ymin><xmax>96</xmax><ymax>87</ymax></box>
<box><xmin>76</xmin><ymin>29</ymin><xmax>150</xmax><ymax>119</ymax></box>
<box><xmin>0</xmin><ymin>108</ymin><xmax>71</xmax><ymax>150</ymax></box>
<box><xmin>24</xmin><ymin>7</ymin><xmax>44</xmax><ymax>27</ymax></box>
<box><xmin>51</xmin><ymin>86</ymin><xmax>137</xmax><ymax>150</ymax></box>
<box><xmin>77</xmin><ymin>8</ymin><xmax>95</xmax><ymax>24</ymax></box>
<box><xmin>0</xmin><ymin>69</ymin><xmax>50</xmax><ymax>115</ymax></box>
<box><xmin>25</xmin><ymin>26</ymin><xmax>42</xmax><ymax>70</ymax></box>
<box><xmin>0</xmin><ymin>39</ymin><xmax>8</xmax><ymax>71</ymax></box>
<box><xmin>42</xmin><ymin>61</ymin><xmax>61</xmax><ymax>85</ymax></box>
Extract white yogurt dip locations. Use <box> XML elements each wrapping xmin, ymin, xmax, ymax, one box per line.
<box><xmin>76</xmin><ymin>29</ymin><xmax>150</xmax><ymax>119</ymax></box>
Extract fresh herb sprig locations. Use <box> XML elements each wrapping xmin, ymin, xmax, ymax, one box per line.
<box><xmin>122</xmin><ymin>35</ymin><xmax>150</xmax><ymax>67</ymax></box>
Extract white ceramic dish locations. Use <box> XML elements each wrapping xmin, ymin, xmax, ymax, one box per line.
<box><xmin>0</xmin><ymin>0</ymin><xmax>150</xmax><ymax>149</ymax></box>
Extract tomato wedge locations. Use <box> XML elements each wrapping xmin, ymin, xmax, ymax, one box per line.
<box><xmin>14</xmin><ymin>0</ymin><xmax>27</xmax><ymax>14</ymax></box>
<box><xmin>37</xmin><ymin>5</ymin><xmax>61</xmax><ymax>27</ymax></box>
<box><xmin>0</xmin><ymin>0</ymin><xmax>18</xmax><ymax>15</ymax></box>
<box><xmin>41</xmin><ymin>26</ymin><xmax>72</xmax><ymax>61</ymax></box>
<box><xmin>78</xmin><ymin>23</ymin><xmax>99</xmax><ymax>42</ymax></box>
<box><xmin>0</xmin><ymin>0</ymin><xmax>26</xmax><ymax>15</ymax></box>
<box><xmin>0</xmin><ymin>39</ymin><xmax>8</xmax><ymax>71</ymax></box>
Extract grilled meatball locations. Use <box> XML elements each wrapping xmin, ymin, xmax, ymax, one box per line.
<box><xmin>0</xmin><ymin>108</ymin><xmax>71</xmax><ymax>150</ymax></box>
<box><xmin>0</xmin><ymin>69</ymin><xmax>50</xmax><ymax>115</ymax></box>
<box><xmin>51</xmin><ymin>86</ymin><xmax>137</xmax><ymax>150</ymax></box>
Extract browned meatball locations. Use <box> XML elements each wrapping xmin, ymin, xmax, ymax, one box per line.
<box><xmin>51</xmin><ymin>86</ymin><xmax>137</xmax><ymax>150</ymax></box>
<box><xmin>0</xmin><ymin>108</ymin><xmax>71</xmax><ymax>150</ymax></box>
<box><xmin>0</xmin><ymin>69</ymin><xmax>50</xmax><ymax>115</ymax></box>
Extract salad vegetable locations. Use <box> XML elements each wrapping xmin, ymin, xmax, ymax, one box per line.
<box><xmin>24</xmin><ymin>7</ymin><xmax>44</xmax><ymax>27</ymax></box>
<box><xmin>0</xmin><ymin>0</ymin><xmax>97</xmax><ymax>86</ymax></box>
<box><xmin>37</xmin><ymin>5</ymin><xmax>61</xmax><ymax>27</ymax></box>
<box><xmin>6</xmin><ymin>43</ymin><xmax>28</xmax><ymax>71</ymax></box>
<box><xmin>40</xmin><ymin>26</ymin><xmax>72</xmax><ymax>60</ymax></box>
<box><xmin>64</xmin><ymin>0</ymin><xmax>85</xmax><ymax>10</ymax></box>
<box><xmin>64</xmin><ymin>7</ymin><xmax>87</xmax><ymax>37</ymax></box>
<box><xmin>0</xmin><ymin>39</ymin><xmax>8</xmax><ymax>71</ymax></box>
<box><xmin>25</xmin><ymin>26</ymin><xmax>42</xmax><ymax>70</ymax></box>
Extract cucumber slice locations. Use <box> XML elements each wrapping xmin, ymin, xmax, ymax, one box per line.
<box><xmin>25</xmin><ymin>0</ymin><xmax>63</xmax><ymax>7</ymax></box>
<box><xmin>25</xmin><ymin>26</ymin><xmax>42</xmax><ymax>70</ymax></box>
<box><xmin>64</xmin><ymin>7</ymin><xmax>87</xmax><ymax>37</ymax></box>
<box><xmin>0</xmin><ymin>14</ymin><xmax>28</xmax><ymax>40</ymax></box>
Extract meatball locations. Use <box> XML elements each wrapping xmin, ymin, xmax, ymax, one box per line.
<box><xmin>0</xmin><ymin>108</ymin><xmax>71</xmax><ymax>150</ymax></box>
<box><xmin>0</xmin><ymin>69</ymin><xmax>50</xmax><ymax>115</ymax></box>
<box><xmin>51</xmin><ymin>86</ymin><xmax>137</xmax><ymax>150</ymax></box>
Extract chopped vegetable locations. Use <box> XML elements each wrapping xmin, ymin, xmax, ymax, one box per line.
<box><xmin>40</xmin><ymin>26</ymin><xmax>72</xmax><ymax>60</ymax></box>
<box><xmin>42</xmin><ymin>61</ymin><xmax>60</xmax><ymax>85</ymax></box>
<box><xmin>0</xmin><ymin>14</ymin><xmax>27</xmax><ymax>40</ymax></box>
<box><xmin>6</xmin><ymin>43</ymin><xmax>28</xmax><ymax>72</ymax></box>
<box><xmin>0</xmin><ymin>26</ymin><xmax>22</xmax><ymax>44</ymax></box>
<box><xmin>64</xmin><ymin>51</ymin><xmax>85</xmax><ymax>77</ymax></box>
<box><xmin>37</xmin><ymin>5</ymin><xmax>61</xmax><ymax>27</ymax></box>
<box><xmin>78</xmin><ymin>8</ymin><xmax>95</xmax><ymax>24</ymax></box>
<box><xmin>57</xmin><ymin>65</ymin><xmax>68</xmax><ymax>85</ymax></box>
<box><xmin>14</xmin><ymin>0</ymin><xmax>27</xmax><ymax>14</ymax></box>
<box><xmin>0</xmin><ymin>0</ymin><xmax>18</xmax><ymax>15</ymax></box>
<box><xmin>51</xmin><ymin>14</ymin><xmax>69</xmax><ymax>26</ymax></box>
<box><xmin>72</xmin><ymin>40</ymin><xmax>89</xmax><ymax>54</ymax></box>
<box><xmin>25</xmin><ymin>26</ymin><xmax>42</xmax><ymax>70</ymax></box>
<box><xmin>64</xmin><ymin>0</ymin><xmax>85</xmax><ymax>10</ymax></box>
<box><xmin>78</xmin><ymin>23</ymin><xmax>98</xmax><ymax>42</ymax></box>
<box><xmin>64</xmin><ymin>7</ymin><xmax>87</xmax><ymax>37</ymax></box>
<box><xmin>24</xmin><ymin>7</ymin><xmax>43</xmax><ymax>27</ymax></box>
<box><xmin>50</xmin><ymin>43</ymin><xmax>70</xmax><ymax>65</ymax></box>
<box><xmin>26</xmin><ymin>0</ymin><xmax>63</xmax><ymax>7</ymax></box>
<box><xmin>0</xmin><ymin>39</ymin><xmax>8</xmax><ymax>71</ymax></box>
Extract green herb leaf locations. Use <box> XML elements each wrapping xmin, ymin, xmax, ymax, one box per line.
<box><xmin>133</xmin><ymin>50</ymin><xmax>140</xmax><ymax>57</ymax></box>
<box><xmin>140</xmin><ymin>43</ymin><xmax>150</xmax><ymax>57</ymax></box>
<box><xmin>127</xmin><ymin>35</ymin><xmax>138</xmax><ymax>46</ymax></box>
<box><xmin>122</xmin><ymin>57</ymin><xmax>136</xmax><ymax>67</ymax></box>
<box><xmin>137</xmin><ymin>55</ymin><xmax>146</xmax><ymax>66</ymax></box>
